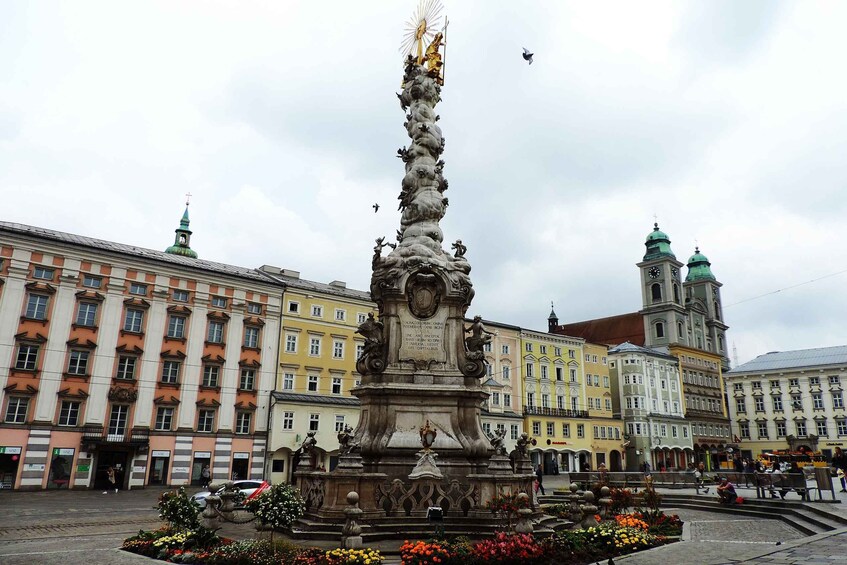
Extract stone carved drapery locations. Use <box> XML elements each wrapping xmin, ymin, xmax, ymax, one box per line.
<box><xmin>108</xmin><ymin>386</ymin><xmax>138</xmax><ymax>403</ymax></box>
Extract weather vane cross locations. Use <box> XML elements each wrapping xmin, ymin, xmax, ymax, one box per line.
<box><xmin>185</xmin><ymin>192</ymin><xmax>193</xmax><ymax>206</ymax></box>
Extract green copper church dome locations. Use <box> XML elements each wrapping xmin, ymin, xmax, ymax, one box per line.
<box><xmin>685</xmin><ymin>247</ymin><xmax>715</xmax><ymax>282</ymax></box>
<box><xmin>643</xmin><ymin>223</ymin><xmax>676</xmax><ymax>261</ymax></box>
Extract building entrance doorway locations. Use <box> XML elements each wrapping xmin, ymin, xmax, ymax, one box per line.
<box><xmin>231</xmin><ymin>456</ymin><xmax>249</xmax><ymax>480</ymax></box>
<box><xmin>148</xmin><ymin>456</ymin><xmax>170</xmax><ymax>486</ymax></box>
<box><xmin>94</xmin><ymin>450</ymin><xmax>130</xmax><ymax>490</ymax></box>
<box><xmin>0</xmin><ymin>447</ymin><xmax>22</xmax><ymax>489</ymax></box>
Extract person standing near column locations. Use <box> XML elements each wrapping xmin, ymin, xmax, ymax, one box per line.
<box><xmin>832</xmin><ymin>447</ymin><xmax>847</xmax><ymax>493</ymax></box>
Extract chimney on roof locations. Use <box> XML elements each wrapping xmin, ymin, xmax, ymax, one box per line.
<box><xmin>259</xmin><ymin>265</ymin><xmax>281</xmax><ymax>274</ymax></box>
<box><xmin>280</xmin><ymin>269</ymin><xmax>301</xmax><ymax>279</ymax></box>
<box><xmin>329</xmin><ymin>280</ymin><xmax>347</xmax><ymax>288</ymax></box>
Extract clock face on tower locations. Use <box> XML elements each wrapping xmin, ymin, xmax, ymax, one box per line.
<box><xmin>648</xmin><ymin>266</ymin><xmax>661</xmax><ymax>279</ymax></box>
<box><xmin>671</xmin><ymin>267</ymin><xmax>678</xmax><ymax>278</ymax></box>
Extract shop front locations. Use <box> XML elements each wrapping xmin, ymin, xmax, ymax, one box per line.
<box><xmin>0</xmin><ymin>446</ymin><xmax>22</xmax><ymax>489</ymax></box>
<box><xmin>148</xmin><ymin>450</ymin><xmax>171</xmax><ymax>486</ymax></box>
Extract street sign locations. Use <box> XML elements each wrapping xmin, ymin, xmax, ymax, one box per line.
<box><xmin>0</xmin><ymin>447</ymin><xmax>22</xmax><ymax>455</ymax></box>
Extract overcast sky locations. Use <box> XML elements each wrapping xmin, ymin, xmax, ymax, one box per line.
<box><xmin>2</xmin><ymin>1</ymin><xmax>846</xmax><ymax>365</ymax></box>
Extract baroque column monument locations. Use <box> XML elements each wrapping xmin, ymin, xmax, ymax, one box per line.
<box><xmin>292</xmin><ymin>2</ymin><xmax>541</xmax><ymax>538</ymax></box>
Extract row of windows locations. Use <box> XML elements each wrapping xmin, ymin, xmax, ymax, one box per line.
<box><xmin>586</xmin><ymin>397</ymin><xmax>612</xmax><ymax>411</ymax></box>
<box><xmin>22</xmin><ymin>295</ymin><xmax>262</xmax><ymax>347</ymax></box>
<box><xmin>525</xmin><ymin>392</ymin><xmax>582</xmax><ymax>411</ymax></box>
<box><xmin>482</xmin><ymin>343</ymin><xmax>512</xmax><ymax>355</ymax></box>
<box><xmin>480</xmin><ymin>422</ymin><xmax>522</xmax><ymax>441</ymax></box>
<box><xmin>691</xmin><ymin>423</ymin><xmax>730</xmax><ymax>438</ymax></box>
<box><xmin>585</xmin><ymin>374</ymin><xmax>610</xmax><ymax>388</ymax></box>
<box><xmin>284</xmin><ymin>334</ymin><xmax>360</xmax><ymax>359</ymax></box>
<box><xmin>280</xmin><ymin>372</ymin><xmax>358</xmax><ymax>394</ymax></box>
<box><xmin>14</xmin><ymin>344</ymin><xmax>259</xmax><ymax>390</ymax></box>
<box><xmin>738</xmin><ymin>418</ymin><xmax>847</xmax><ymax>440</ymax></box>
<box><xmin>524</xmin><ymin>343</ymin><xmax>576</xmax><ymax>358</ymax></box>
<box><xmin>682</xmin><ymin>370</ymin><xmax>719</xmax><ymax>388</ymax></box>
<box><xmin>3</xmin><ymin>397</ymin><xmax>253</xmax><ymax>433</ymax></box>
<box><xmin>487</xmin><ymin>391</ymin><xmax>513</xmax><ymax>408</ymax></box>
<box><xmin>738</xmin><ymin>375</ymin><xmax>842</xmax><ymax>392</ymax></box>
<box><xmin>584</xmin><ymin>353</ymin><xmax>608</xmax><ymax>364</ymax></box>
<box><xmin>686</xmin><ymin>396</ymin><xmax>722</xmax><ymax>413</ymax></box>
<box><xmin>736</xmin><ymin>391</ymin><xmax>844</xmax><ymax>414</ymax></box>
<box><xmin>592</xmin><ymin>425</ymin><xmax>622</xmax><ymax>440</ymax></box>
<box><xmin>624</xmin><ymin>396</ymin><xmax>681</xmax><ymax>414</ymax></box>
<box><xmin>627</xmin><ymin>421</ymin><xmax>689</xmax><ymax>439</ymax></box>
<box><xmin>525</xmin><ymin>364</ymin><xmax>577</xmax><ymax>381</ymax></box>
<box><xmin>279</xmin><ymin>410</ymin><xmax>348</xmax><ymax>433</ymax></box>
<box><xmin>286</xmin><ymin>301</ymin><xmax>367</xmax><ymax>324</ymax></box>
<box><xmin>532</xmin><ymin>420</ymin><xmax>586</xmax><ymax>438</ymax></box>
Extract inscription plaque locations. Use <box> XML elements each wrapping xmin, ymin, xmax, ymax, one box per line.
<box><xmin>398</xmin><ymin>307</ymin><xmax>448</xmax><ymax>362</ymax></box>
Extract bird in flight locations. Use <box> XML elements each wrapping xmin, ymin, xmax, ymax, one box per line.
<box><xmin>373</xmin><ymin>203</ymin><xmax>380</xmax><ymax>213</ymax></box>
<box><xmin>522</xmin><ymin>47</ymin><xmax>534</xmax><ymax>65</ymax></box>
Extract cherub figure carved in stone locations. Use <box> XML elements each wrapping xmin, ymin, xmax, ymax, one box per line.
<box><xmin>372</xmin><ymin>237</ymin><xmax>394</xmax><ymax>269</ymax></box>
<box><xmin>337</xmin><ymin>424</ymin><xmax>359</xmax><ymax>456</ymax></box>
<box><xmin>356</xmin><ymin>312</ymin><xmax>384</xmax><ymax>359</ymax></box>
<box><xmin>301</xmin><ymin>430</ymin><xmax>317</xmax><ymax>455</ymax></box>
<box><xmin>487</xmin><ymin>427</ymin><xmax>508</xmax><ymax>456</ymax></box>
<box><xmin>451</xmin><ymin>239</ymin><xmax>466</xmax><ymax>258</ymax></box>
<box><xmin>464</xmin><ymin>315</ymin><xmax>494</xmax><ymax>355</ymax></box>
<box><xmin>516</xmin><ymin>432</ymin><xmax>530</xmax><ymax>457</ymax></box>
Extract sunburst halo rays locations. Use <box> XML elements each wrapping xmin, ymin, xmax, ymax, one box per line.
<box><xmin>400</xmin><ymin>0</ymin><xmax>444</xmax><ymax>57</ymax></box>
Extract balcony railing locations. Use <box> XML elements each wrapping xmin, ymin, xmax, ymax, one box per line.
<box><xmin>523</xmin><ymin>407</ymin><xmax>589</xmax><ymax>418</ymax></box>
<box><xmin>81</xmin><ymin>426</ymin><xmax>149</xmax><ymax>446</ymax></box>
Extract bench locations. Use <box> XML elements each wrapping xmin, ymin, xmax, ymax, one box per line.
<box><xmin>754</xmin><ymin>472</ymin><xmax>811</xmax><ymax>501</ymax></box>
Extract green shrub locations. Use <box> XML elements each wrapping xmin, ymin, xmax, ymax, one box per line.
<box><xmin>243</xmin><ymin>483</ymin><xmax>305</xmax><ymax>530</ymax></box>
<box><xmin>157</xmin><ymin>487</ymin><xmax>201</xmax><ymax>531</ymax></box>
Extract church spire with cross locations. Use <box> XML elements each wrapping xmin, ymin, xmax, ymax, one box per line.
<box><xmin>164</xmin><ymin>194</ymin><xmax>198</xmax><ymax>259</ymax></box>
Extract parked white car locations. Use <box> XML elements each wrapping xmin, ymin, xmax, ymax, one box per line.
<box><xmin>191</xmin><ymin>479</ymin><xmax>264</xmax><ymax>509</ymax></box>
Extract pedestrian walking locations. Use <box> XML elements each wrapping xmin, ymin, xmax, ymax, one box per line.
<box><xmin>201</xmin><ymin>464</ymin><xmax>211</xmax><ymax>488</ymax></box>
<box><xmin>103</xmin><ymin>466</ymin><xmax>117</xmax><ymax>494</ymax></box>
<box><xmin>535</xmin><ymin>464</ymin><xmax>546</xmax><ymax>495</ymax></box>
<box><xmin>832</xmin><ymin>447</ymin><xmax>847</xmax><ymax>492</ymax></box>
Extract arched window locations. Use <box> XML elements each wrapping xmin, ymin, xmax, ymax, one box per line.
<box><xmin>655</xmin><ymin>322</ymin><xmax>665</xmax><ymax>338</ymax></box>
<box><xmin>677</xmin><ymin>321</ymin><xmax>684</xmax><ymax>339</ymax></box>
<box><xmin>718</xmin><ymin>335</ymin><xmax>724</xmax><ymax>352</ymax></box>
<box><xmin>714</xmin><ymin>302</ymin><xmax>721</xmax><ymax>321</ymax></box>
<box><xmin>673</xmin><ymin>284</ymin><xmax>680</xmax><ymax>303</ymax></box>
<box><xmin>651</xmin><ymin>283</ymin><xmax>662</xmax><ymax>302</ymax></box>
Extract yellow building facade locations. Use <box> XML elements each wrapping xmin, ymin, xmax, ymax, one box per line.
<box><xmin>259</xmin><ymin>267</ymin><xmax>374</xmax><ymax>482</ymax></box>
<box><xmin>479</xmin><ymin>320</ymin><xmax>525</xmax><ymax>454</ymax></box>
<box><xmin>583</xmin><ymin>342</ymin><xmax>626</xmax><ymax>471</ymax></box>
<box><xmin>519</xmin><ymin>329</ymin><xmax>593</xmax><ymax>473</ymax></box>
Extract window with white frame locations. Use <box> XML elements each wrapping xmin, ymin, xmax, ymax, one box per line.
<box><xmin>526</xmin><ymin>392</ymin><xmax>534</xmax><ymax>408</ymax></box>
<box><xmin>335</xmin><ymin>309</ymin><xmax>346</xmax><ymax>321</ymax></box>
<box><xmin>161</xmin><ymin>361</ymin><xmax>180</xmax><ymax>384</ymax></box>
<box><xmin>525</xmin><ymin>363</ymin><xmax>533</xmax><ymax>378</ymax></box>
<box><xmin>129</xmin><ymin>282</ymin><xmax>147</xmax><ymax>295</ymax></box>
<box><xmin>510</xmin><ymin>424</ymin><xmax>519</xmax><ymax>440</ymax></box>
<box><xmin>124</xmin><ymin>308</ymin><xmax>144</xmax><ymax>333</ymax></box>
<box><xmin>333</xmin><ymin>340</ymin><xmax>344</xmax><ymax>359</ymax></box>
<box><xmin>562</xmin><ymin>423</ymin><xmax>570</xmax><ymax>437</ymax></box>
<box><xmin>503</xmin><ymin>366</ymin><xmax>511</xmax><ymax>380</ymax></box>
<box><xmin>570</xmin><ymin>368</ymin><xmax>577</xmax><ymax>382</ymax></box>
<box><xmin>606</xmin><ymin>398</ymin><xmax>612</xmax><ymax>411</ymax></box>
<box><xmin>285</xmin><ymin>334</ymin><xmax>297</xmax><ymax>353</ymax></box>
<box><xmin>546</xmin><ymin>422</ymin><xmax>555</xmax><ymax>436</ymax></box>
<box><xmin>796</xmin><ymin>420</ymin><xmax>807</xmax><ymax>437</ymax></box>
<box><xmin>532</xmin><ymin>421</ymin><xmax>541</xmax><ymax>435</ymax></box>
<box><xmin>207</xmin><ymin>321</ymin><xmax>225</xmax><ymax>343</ymax></box>
<box><xmin>67</xmin><ymin>350</ymin><xmax>89</xmax><ymax>375</ymax></box>
<box><xmin>577</xmin><ymin>424</ymin><xmax>584</xmax><ymax>438</ymax></box>
<box><xmin>211</xmin><ymin>296</ymin><xmax>227</xmax><ymax>308</ymax></box>
<box><xmin>288</xmin><ymin>301</ymin><xmax>300</xmax><ymax>314</ymax></box>
<box><xmin>309</xmin><ymin>413</ymin><xmax>319</xmax><ymax>431</ymax></box>
<box><xmin>283</xmin><ymin>372</ymin><xmax>295</xmax><ymax>390</ymax></box>
<box><xmin>247</xmin><ymin>302</ymin><xmax>262</xmax><ymax>315</ymax></box>
<box><xmin>335</xmin><ymin>414</ymin><xmax>345</xmax><ymax>432</ymax></box>
<box><xmin>173</xmin><ymin>289</ymin><xmax>189</xmax><ymax>302</ymax></box>
<box><xmin>15</xmin><ymin>344</ymin><xmax>39</xmax><ymax>371</ymax></box>
<box><xmin>309</xmin><ymin>337</ymin><xmax>321</xmax><ymax>356</ymax></box>
<box><xmin>541</xmin><ymin>394</ymin><xmax>549</xmax><ymax>408</ymax></box>
<box><xmin>240</xmin><ymin>369</ymin><xmax>255</xmax><ymax>391</ymax></box>
<box><xmin>491</xmin><ymin>392</ymin><xmax>500</xmax><ymax>405</ymax></box>
<box><xmin>283</xmin><ymin>411</ymin><xmax>294</xmax><ymax>430</ymax></box>
<box><xmin>82</xmin><ymin>274</ymin><xmax>102</xmax><ymax>288</ymax></box>
<box><xmin>503</xmin><ymin>393</ymin><xmax>511</xmax><ymax>407</ymax></box>
<box><xmin>311</xmin><ymin>305</ymin><xmax>323</xmax><ymax>317</ymax></box>
<box><xmin>539</xmin><ymin>345</ymin><xmax>547</xmax><ymax>355</ymax></box>
<box><xmin>482</xmin><ymin>422</ymin><xmax>492</xmax><ymax>435</ymax></box>
<box><xmin>332</xmin><ymin>377</ymin><xmax>342</xmax><ymax>394</ymax></box>
<box><xmin>834</xmin><ymin>392</ymin><xmax>844</xmax><ymax>409</ymax></box>
<box><xmin>197</xmin><ymin>409</ymin><xmax>215</xmax><ymax>432</ymax></box>
<box><xmin>235</xmin><ymin>412</ymin><xmax>252</xmax><ymax>434</ymax></box>
<box><xmin>58</xmin><ymin>400</ymin><xmax>80</xmax><ymax>426</ymax></box>
<box><xmin>155</xmin><ymin>407</ymin><xmax>174</xmax><ymax>431</ymax></box>
<box><xmin>813</xmin><ymin>393</ymin><xmax>824</xmax><ymax>410</ymax></box>
<box><xmin>357</xmin><ymin>313</ymin><xmax>367</xmax><ymax>324</ymax></box>
<box><xmin>244</xmin><ymin>326</ymin><xmax>260</xmax><ymax>348</ymax></box>
<box><xmin>167</xmin><ymin>315</ymin><xmax>186</xmax><ymax>339</ymax></box>
<box><xmin>830</xmin><ymin>375</ymin><xmax>841</xmax><ymax>385</ymax></box>
<box><xmin>308</xmin><ymin>375</ymin><xmax>319</xmax><ymax>392</ymax></box>
<box><xmin>502</xmin><ymin>344</ymin><xmax>510</xmax><ymax>354</ymax></box>
<box><xmin>816</xmin><ymin>420</ymin><xmax>828</xmax><ymax>437</ymax></box>
<box><xmin>838</xmin><ymin>419</ymin><xmax>847</xmax><ymax>436</ymax></box>
<box><xmin>76</xmin><ymin>302</ymin><xmax>98</xmax><ymax>326</ymax></box>
<box><xmin>202</xmin><ymin>365</ymin><xmax>220</xmax><ymax>388</ymax></box>
<box><xmin>106</xmin><ymin>404</ymin><xmax>129</xmax><ymax>436</ymax></box>
<box><xmin>776</xmin><ymin>421</ymin><xmax>787</xmax><ymax>437</ymax></box>
<box><xmin>541</xmin><ymin>365</ymin><xmax>548</xmax><ymax>380</ymax></box>
<box><xmin>356</xmin><ymin>343</ymin><xmax>364</xmax><ymax>359</ymax></box>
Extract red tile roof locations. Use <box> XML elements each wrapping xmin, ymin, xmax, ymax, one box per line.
<box><xmin>554</xmin><ymin>312</ymin><xmax>645</xmax><ymax>347</ymax></box>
